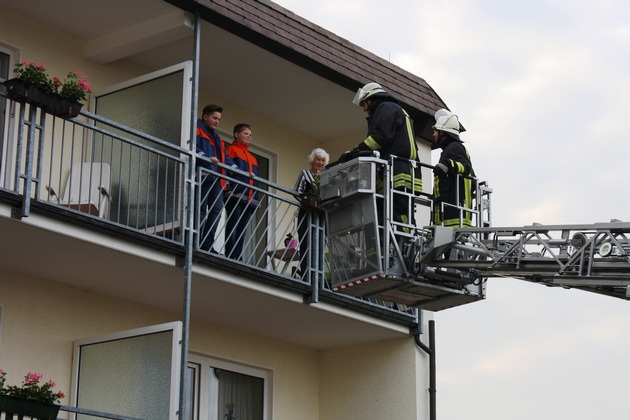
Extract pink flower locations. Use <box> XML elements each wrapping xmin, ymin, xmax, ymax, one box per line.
<box><xmin>78</xmin><ymin>79</ymin><xmax>91</xmax><ymax>91</ymax></box>
<box><xmin>24</xmin><ymin>372</ymin><xmax>43</xmax><ymax>385</ymax></box>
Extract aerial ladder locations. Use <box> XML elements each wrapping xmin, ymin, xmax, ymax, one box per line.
<box><xmin>320</xmin><ymin>155</ymin><xmax>630</xmax><ymax>311</ymax></box>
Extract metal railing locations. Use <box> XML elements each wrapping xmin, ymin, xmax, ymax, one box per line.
<box><xmin>1</xmin><ymin>92</ymin><xmax>188</xmax><ymax>243</ymax></box>
<box><xmin>0</xmin><ymin>89</ymin><xmax>418</xmax><ymax>321</ymax></box>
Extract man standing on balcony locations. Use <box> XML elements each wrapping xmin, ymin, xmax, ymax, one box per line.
<box><xmin>224</xmin><ymin>123</ymin><xmax>259</xmax><ymax>261</ymax></box>
<box><xmin>196</xmin><ymin>104</ymin><xmax>234</xmax><ymax>253</ymax></box>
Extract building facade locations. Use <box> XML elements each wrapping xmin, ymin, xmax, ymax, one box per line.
<box><xmin>0</xmin><ymin>1</ymin><xmax>450</xmax><ymax>419</ymax></box>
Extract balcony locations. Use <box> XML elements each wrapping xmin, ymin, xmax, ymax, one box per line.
<box><xmin>0</xmin><ymin>87</ymin><xmax>419</xmax><ymax>345</ymax></box>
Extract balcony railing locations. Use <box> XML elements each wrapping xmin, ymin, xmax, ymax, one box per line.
<box><xmin>0</xmin><ymin>88</ymin><xmax>418</xmax><ymax>323</ymax></box>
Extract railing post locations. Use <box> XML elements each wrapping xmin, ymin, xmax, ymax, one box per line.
<box><xmin>18</xmin><ymin>105</ymin><xmax>45</xmax><ymax>218</ymax></box>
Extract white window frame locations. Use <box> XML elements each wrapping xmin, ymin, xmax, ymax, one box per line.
<box><xmin>71</xmin><ymin>321</ymin><xmax>183</xmax><ymax>420</ymax></box>
<box><xmin>91</xmin><ymin>61</ymin><xmax>192</xmax><ymax>233</ymax></box>
<box><xmin>0</xmin><ymin>41</ymin><xmax>20</xmax><ymax>189</ymax></box>
<box><xmin>188</xmin><ymin>352</ymin><xmax>273</xmax><ymax>420</ymax></box>
<box><xmin>91</xmin><ymin>61</ymin><xmax>193</xmax><ymax>150</ymax></box>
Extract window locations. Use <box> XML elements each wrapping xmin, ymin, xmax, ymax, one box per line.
<box><xmin>93</xmin><ymin>62</ymin><xmax>192</xmax><ymax>231</ymax></box>
<box><xmin>187</xmin><ymin>353</ymin><xmax>272</xmax><ymax>420</ymax></box>
<box><xmin>0</xmin><ymin>44</ymin><xmax>17</xmax><ymax>189</ymax></box>
<box><xmin>72</xmin><ymin>322</ymin><xmax>182</xmax><ymax>420</ymax></box>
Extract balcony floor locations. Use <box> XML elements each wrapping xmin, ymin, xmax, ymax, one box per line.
<box><xmin>0</xmin><ymin>202</ymin><xmax>411</xmax><ymax>349</ymax></box>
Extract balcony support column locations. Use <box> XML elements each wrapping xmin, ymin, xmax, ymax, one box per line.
<box><xmin>178</xmin><ymin>10</ymin><xmax>202</xmax><ymax>420</ymax></box>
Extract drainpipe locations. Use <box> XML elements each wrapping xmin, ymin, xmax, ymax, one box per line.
<box><xmin>413</xmin><ymin>317</ymin><xmax>436</xmax><ymax>420</ymax></box>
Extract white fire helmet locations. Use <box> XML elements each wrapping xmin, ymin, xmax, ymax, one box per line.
<box><xmin>433</xmin><ymin>113</ymin><xmax>460</xmax><ymax>136</ymax></box>
<box><xmin>352</xmin><ymin>82</ymin><xmax>387</xmax><ymax>105</ymax></box>
<box><xmin>434</xmin><ymin>108</ymin><xmax>454</xmax><ymax>121</ymax></box>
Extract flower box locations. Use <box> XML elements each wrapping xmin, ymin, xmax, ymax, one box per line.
<box><xmin>0</xmin><ymin>394</ymin><xmax>60</xmax><ymax>420</ymax></box>
<box><xmin>4</xmin><ymin>78</ymin><xmax>83</xmax><ymax>118</ymax></box>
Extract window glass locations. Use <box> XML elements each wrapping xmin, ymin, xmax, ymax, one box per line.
<box><xmin>213</xmin><ymin>368</ymin><xmax>264</xmax><ymax>420</ymax></box>
<box><xmin>0</xmin><ymin>48</ymin><xmax>13</xmax><ymax>188</ymax></box>
<box><xmin>73</xmin><ymin>322</ymin><xmax>182</xmax><ymax>420</ymax></box>
<box><xmin>188</xmin><ymin>354</ymin><xmax>271</xmax><ymax>420</ymax></box>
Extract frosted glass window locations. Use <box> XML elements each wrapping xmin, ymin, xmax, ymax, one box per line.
<box><xmin>1</xmin><ymin>49</ymin><xmax>11</xmax><ymax>187</ymax></box>
<box><xmin>94</xmin><ymin>68</ymin><xmax>186</xmax><ymax>229</ymax></box>
<box><xmin>95</xmin><ymin>71</ymin><xmax>183</xmax><ymax>145</ymax></box>
<box><xmin>74</xmin><ymin>323</ymin><xmax>181</xmax><ymax>420</ymax></box>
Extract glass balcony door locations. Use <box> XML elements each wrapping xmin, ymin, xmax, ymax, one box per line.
<box><xmin>93</xmin><ymin>61</ymin><xmax>192</xmax><ymax>232</ymax></box>
<box><xmin>72</xmin><ymin>321</ymin><xmax>183</xmax><ymax>420</ymax></box>
<box><xmin>0</xmin><ymin>45</ymin><xmax>15</xmax><ymax>190</ymax></box>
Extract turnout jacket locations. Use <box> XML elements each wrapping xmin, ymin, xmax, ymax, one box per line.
<box><xmin>433</xmin><ymin>138</ymin><xmax>475</xmax><ymax>227</ymax></box>
<box><xmin>356</xmin><ymin>95</ymin><xmax>422</xmax><ymax>193</ymax></box>
<box><xmin>226</xmin><ymin>141</ymin><xmax>259</xmax><ymax>205</ymax></box>
<box><xmin>195</xmin><ymin>119</ymin><xmax>234</xmax><ymax>171</ymax></box>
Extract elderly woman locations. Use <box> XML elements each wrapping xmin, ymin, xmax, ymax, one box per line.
<box><xmin>294</xmin><ymin>148</ymin><xmax>329</xmax><ymax>198</ymax></box>
<box><xmin>293</xmin><ymin>148</ymin><xmax>329</xmax><ymax>281</ymax></box>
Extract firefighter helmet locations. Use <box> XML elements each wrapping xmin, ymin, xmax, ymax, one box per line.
<box><xmin>433</xmin><ymin>114</ymin><xmax>460</xmax><ymax>136</ymax></box>
<box><xmin>352</xmin><ymin>82</ymin><xmax>387</xmax><ymax>105</ymax></box>
<box><xmin>434</xmin><ymin>108</ymin><xmax>454</xmax><ymax>121</ymax></box>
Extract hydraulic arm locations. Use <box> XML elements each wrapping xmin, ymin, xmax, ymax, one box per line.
<box><xmin>321</xmin><ymin>156</ymin><xmax>630</xmax><ymax>311</ymax></box>
<box><xmin>421</xmin><ymin>222</ymin><xmax>630</xmax><ymax>300</ymax></box>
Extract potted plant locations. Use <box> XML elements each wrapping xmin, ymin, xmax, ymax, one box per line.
<box><xmin>55</xmin><ymin>71</ymin><xmax>91</xmax><ymax>102</ymax></box>
<box><xmin>50</xmin><ymin>70</ymin><xmax>92</xmax><ymax>118</ymax></box>
<box><xmin>4</xmin><ymin>61</ymin><xmax>91</xmax><ymax>118</ymax></box>
<box><xmin>299</xmin><ymin>170</ymin><xmax>321</xmax><ymax>209</ymax></box>
<box><xmin>0</xmin><ymin>369</ymin><xmax>65</xmax><ymax>420</ymax></box>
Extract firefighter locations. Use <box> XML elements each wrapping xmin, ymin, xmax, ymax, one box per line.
<box><xmin>432</xmin><ymin>110</ymin><xmax>475</xmax><ymax>227</ymax></box>
<box><xmin>340</xmin><ymin>82</ymin><xmax>422</xmax><ymax>228</ymax></box>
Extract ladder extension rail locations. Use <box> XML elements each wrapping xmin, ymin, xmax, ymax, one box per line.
<box><xmin>423</xmin><ymin>222</ymin><xmax>630</xmax><ymax>299</ymax></box>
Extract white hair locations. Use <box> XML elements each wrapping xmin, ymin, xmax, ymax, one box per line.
<box><xmin>308</xmin><ymin>148</ymin><xmax>330</xmax><ymax>165</ymax></box>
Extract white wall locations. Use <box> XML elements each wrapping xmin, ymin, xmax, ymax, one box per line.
<box><xmin>0</xmin><ymin>270</ymin><xmax>324</xmax><ymax>419</ymax></box>
<box><xmin>0</xmin><ymin>268</ymin><xmax>428</xmax><ymax>420</ymax></box>
<box><xmin>320</xmin><ymin>338</ymin><xmax>429</xmax><ymax>420</ymax></box>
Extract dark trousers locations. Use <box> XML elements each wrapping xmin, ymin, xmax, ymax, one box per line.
<box><xmin>224</xmin><ymin>197</ymin><xmax>255</xmax><ymax>260</ymax></box>
<box><xmin>199</xmin><ymin>175</ymin><xmax>224</xmax><ymax>252</ymax></box>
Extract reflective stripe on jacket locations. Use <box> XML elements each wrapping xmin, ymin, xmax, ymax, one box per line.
<box><xmin>432</xmin><ymin>139</ymin><xmax>475</xmax><ymax>227</ymax></box>
<box><xmin>359</xmin><ymin>99</ymin><xmax>422</xmax><ymax>194</ymax></box>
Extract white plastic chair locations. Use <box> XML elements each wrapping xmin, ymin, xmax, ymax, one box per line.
<box><xmin>48</xmin><ymin>162</ymin><xmax>111</xmax><ymax>218</ymax></box>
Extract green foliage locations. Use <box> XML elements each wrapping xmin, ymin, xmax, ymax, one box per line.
<box><xmin>0</xmin><ymin>370</ymin><xmax>65</xmax><ymax>405</ymax></box>
<box><xmin>58</xmin><ymin>71</ymin><xmax>91</xmax><ymax>102</ymax></box>
<box><xmin>14</xmin><ymin>61</ymin><xmax>55</xmax><ymax>94</ymax></box>
<box><xmin>14</xmin><ymin>61</ymin><xmax>91</xmax><ymax>102</ymax></box>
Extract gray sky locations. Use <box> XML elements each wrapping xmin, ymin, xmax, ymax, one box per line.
<box><xmin>274</xmin><ymin>1</ymin><xmax>630</xmax><ymax>418</ymax></box>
